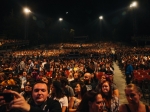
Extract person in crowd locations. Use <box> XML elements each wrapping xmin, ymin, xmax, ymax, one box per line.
<box><xmin>31</xmin><ymin>68</ymin><xmax>38</xmax><ymax>81</ymax></box>
<box><xmin>0</xmin><ymin>81</ymin><xmax>61</xmax><ymax>112</ymax></box>
<box><xmin>33</xmin><ymin>61</ymin><xmax>40</xmax><ymax>74</ymax></box>
<box><xmin>41</xmin><ymin>75</ymin><xmax>49</xmax><ymax>84</ymax></box>
<box><xmin>84</xmin><ymin>72</ymin><xmax>96</xmax><ymax>91</ymax></box>
<box><xmin>26</xmin><ymin>74</ymin><xmax>34</xmax><ymax>83</ymax></box>
<box><xmin>28</xmin><ymin>60</ymin><xmax>34</xmax><ymax>74</ymax></box>
<box><xmin>95</xmin><ymin>75</ymin><xmax>119</xmax><ymax>98</ymax></box>
<box><xmin>86</xmin><ymin>61</ymin><xmax>95</xmax><ymax>74</ymax></box>
<box><xmin>68</xmin><ymin>82</ymin><xmax>87</xmax><ymax>112</ymax></box>
<box><xmin>12</xmin><ymin>74</ymin><xmax>20</xmax><ymax>87</ymax></box>
<box><xmin>99</xmin><ymin>65</ymin><xmax>106</xmax><ymax>72</ymax></box>
<box><xmin>19</xmin><ymin>58</ymin><xmax>26</xmax><ymax>74</ymax></box>
<box><xmin>106</xmin><ymin>75</ymin><xmax>119</xmax><ymax>98</ymax></box>
<box><xmin>105</xmin><ymin>67</ymin><xmax>114</xmax><ymax>76</ymax></box>
<box><xmin>45</xmin><ymin>69</ymin><xmax>53</xmax><ymax>78</ymax></box>
<box><xmin>50</xmin><ymin>80</ymin><xmax>68</xmax><ymax>112</ymax></box>
<box><xmin>8</xmin><ymin>72</ymin><xmax>13</xmax><ymax>79</ymax></box>
<box><xmin>77</xmin><ymin>90</ymin><xmax>105</xmax><ymax>112</ymax></box>
<box><xmin>67</xmin><ymin>72</ymin><xmax>74</xmax><ymax>83</ymax></box>
<box><xmin>44</xmin><ymin>59</ymin><xmax>50</xmax><ymax>72</ymax></box>
<box><xmin>19</xmin><ymin>71</ymin><xmax>27</xmax><ymax>91</ymax></box>
<box><xmin>119</xmin><ymin>84</ymin><xmax>150</xmax><ymax>112</ymax></box>
<box><xmin>70</xmin><ymin>72</ymin><xmax>83</xmax><ymax>90</ymax></box>
<box><xmin>0</xmin><ymin>73</ymin><xmax>5</xmax><ymax>83</ymax></box>
<box><xmin>41</xmin><ymin>59</ymin><xmax>47</xmax><ymax>72</ymax></box>
<box><xmin>125</xmin><ymin>60</ymin><xmax>133</xmax><ymax>85</ymax></box>
<box><xmin>95</xmin><ymin>75</ymin><xmax>107</xmax><ymax>93</ymax></box>
<box><xmin>100</xmin><ymin>80</ymin><xmax>119</xmax><ymax>112</ymax></box>
<box><xmin>91</xmin><ymin>73</ymin><xmax>98</xmax><ymax>86</ymax></box>
<box><xmin>20</xmin><ymin>81</ymin><xmax>33</xmax><ymax>103</ymax></box>
<box><xmin>60</xmin><ymin>77</ymin><xmax>75</xmax><ymax>100</ymax></box>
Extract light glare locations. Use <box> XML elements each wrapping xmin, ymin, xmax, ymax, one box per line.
<box><xmin>59</xmin><ymin>18</ymin><xmax>63</xmax><ymax>21</ymax></box>
<box><xmin>130</xmin><ymin>1</ymin><xmax>137</xmax><ymax>8</ymax></box>
<box><xmin>24</xmin><ymin>8</ymin><xmax>31</xmax><ymax>14</ymax></box>
<box><xmin>99</xmin><ymin>16</ymin><xmax>103</xmax><ymax>20</ymax></box>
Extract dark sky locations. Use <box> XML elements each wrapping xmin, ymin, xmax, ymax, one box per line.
<box><xmin>0</xmin><ymin>0</ymin><xmax>139</xmax><ymax>19</ymax></box>
<box><xmin>0</xmin><ymin>0</ymin><xmax>150</xmax><ymax>37</ymax></box>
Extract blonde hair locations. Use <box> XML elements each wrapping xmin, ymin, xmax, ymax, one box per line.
<box><xmin>125</xmin><ymin>84</ymin><xmax>141</xmax><ymax>93</ymax></box>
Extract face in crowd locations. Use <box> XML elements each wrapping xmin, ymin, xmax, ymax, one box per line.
<box><xmin>84</xmin><ymin>73</ymin><xmax>91</xmax><ymax>84</ymax></box>
<box><xmin>125</xmin><ymin>84</ymin><xmax>142</xmax><ymax>105</ymax></box>
<box><xmin>100</xmin><ymin>75</ymin><xmax>106</xmax><ymax>83</ymax></box>
<box><xmin>74</xmin><ymin>72</ymin><xmax>79</xmax><ymax>80</ymax></box>
<box><xmin>102</xmin><ymin>81</ymin><xmax>110</xmax><ymax>94</ymax></box>
<box><xmin>74</xmin><ymin>83</ymin><xmax>81</xmax><ymax>94</ymax></box>
<box><xmin>24</xmin><ymin>82</ymin><xmax>32</xmax><ymax>92</ymax></box>
<box><xmin>41</xmin><ymin>76</ymin><xmax>48</xmax><ymax>84</ymax></box>
<box><xmin>8</xmin><ymin>73</ymin><xmax>13</xmax><ymax>79</ymax></box>
<box><xmin>89</xmin><ymin>93</ymin><xmax>104</xmax><ymax>112</ymax></box>
<box><xmin>23</xmin><ymin>72</ymin><xmax>27</xmax><ymax>77</ymax></box>
<box><xmin>32</xmin><ymin>83</ymin><xmax>49</xmax><ymax>105</ymax></box>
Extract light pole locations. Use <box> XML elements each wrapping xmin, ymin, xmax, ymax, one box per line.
<box><xmin>99</xmin><ymin>16</ymin><xmax>103</xmax><ymax>40</ymax></box>
<box><xmin>23</xmin><ymin>8</ymin><xmax>31</xmax><ymax>40</ymax></box>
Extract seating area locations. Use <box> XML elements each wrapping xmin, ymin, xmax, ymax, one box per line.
<box><xmin>133</xmin><ymin>70</ymin><xmax>150</xmax><ymax>104</ymax></box>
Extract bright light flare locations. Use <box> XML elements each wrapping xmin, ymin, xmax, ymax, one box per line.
<box><xmin>130</xmin><ymin>1</ymin><xmax>137</xmax><ymax>8</ymax></box>
<box><xmin>24</xmin><ymin>8</ymin><xmax>31</xmax><ymax>14</ymax></box>
<box><xmin>59</xmin><ymin>18</ymin><xmax>63</xmax><ymax>21</ymax></box>
<box><xmin>99</xmin><ymin>16</ymin><xmax>103</xmax><ymax>20</ymax></box>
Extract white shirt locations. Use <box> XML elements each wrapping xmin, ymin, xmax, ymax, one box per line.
<box><xmin>54</xmin><ymin>96</ymin><xmax>68</xmax><ymax>108</ymax></box>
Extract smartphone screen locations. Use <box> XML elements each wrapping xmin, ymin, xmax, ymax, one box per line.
<box><xmin>0</xmin><ymin>93</ymin><xmax>14</xmax><ymax>103</ymax></box>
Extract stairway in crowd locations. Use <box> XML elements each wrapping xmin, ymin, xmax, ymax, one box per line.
<box><xmin>111</xmin><ymin>47</ymin><xmax>128</xmax><ymax>104</ymax></box>
<box><xmin>113</xmin><ymin>61</ymin><xmax>128</xmax><ymax>105</ymax></box>
<box><xmin>111</xmin><ymin>48</ymin><xmax>149</xmax><ymax>105</ymax></box>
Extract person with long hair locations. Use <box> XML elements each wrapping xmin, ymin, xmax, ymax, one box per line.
<box><xmin>68</xmin><ymin>82</ymin><xmax>87</xmax><ymax>112</ymax></box>
<box><xmin>95</xmin><ymin>75</ymin><xmax>119</xmax><ymax>98</ymax></box>
<box><xmin>50</xmin><ymin>81</ymin><xmax>68</xmax><ymax>112</ymax></box>
<box><xmin>101</xmin><ymin>80</ymin><xmax>119</xmax><ymax>112</ymax></box>
<box><xmin>119</xmin><ymin>84</ymin><xmax>150</xmax><ymax>112</ymax></box>
<box><xmin>77</xmin><ymin>90</ymin><xmax>104</xmax><ymax>112</ymax></box>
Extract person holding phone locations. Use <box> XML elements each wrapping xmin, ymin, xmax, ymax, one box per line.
<box><xmin>0</xmin><ymin>81</ymin><xmax>61</xmax><ymax>112</ymax></box>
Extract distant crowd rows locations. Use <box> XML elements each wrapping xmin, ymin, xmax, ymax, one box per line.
<box><xmin>0</xmin><ymin>42</ymin><xmax>150</xmax><ymax>112</ymax></box>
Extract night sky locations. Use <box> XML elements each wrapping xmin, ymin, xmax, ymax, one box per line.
<box><xmin>0</xmin><ymin>0</ymin><xmax>150</xmax><ymax>40</ymax></box>
<box><xmin>0</xmin><ymin>0</ymin><xmax>135</xmax><ymax>21</ymax></box>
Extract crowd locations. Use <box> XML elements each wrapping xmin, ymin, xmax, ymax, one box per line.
<box><xmin>0</xmin><ymin>42</ymin><xmax>149</xmax><ymax>112</ymax></box>
<box><xmin>0</xmin><ymin>39</ymin><xmax>29</xmax><ymax>46</ymax></box>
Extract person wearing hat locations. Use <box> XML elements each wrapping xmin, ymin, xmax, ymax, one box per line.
<box><xmin>20</xmin><ymin>81</ymin><xmax>33</xmax><ymax>103</ymax></box>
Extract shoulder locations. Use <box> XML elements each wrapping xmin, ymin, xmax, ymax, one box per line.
<box><xmin>69</xmin><ymin>96</ymin><xmax>76</xmax><ymax>103</ymax></box>
<box><xmin>67</xmin><ymin>85</ymin><xmax>73</xmax><ymax>90</ymax></box>
<box><xmin>47</xmin><ymin>97</ymin><xmax>60</xmax><ymax>105</ymax></box>
<box><xmin>63</xmin><ymin>96</ymin><xmax>68</xmax><ymax>100</ymax></box>
<box><xmin>119</xmin><ymin>104</ymin><xmax>127</xmax><ymax>112</ymax></box>
<box><xmin>148</xmin><ymin>106</ymin><xmax>150</xmax><ymax>111</ymax></box>
<box><xmin>112</xmin><ymin>95</ymin><xmax>119</xmax><ymax>100</ymax></box>
<box><xmin>47</xmin><ymin>98</ymin><xmax>62</xmax><ymax>112</ymax></box>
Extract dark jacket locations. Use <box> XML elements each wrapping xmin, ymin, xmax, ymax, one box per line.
<box><xmin>0</xmin><ymin>97</ymin><xmax>61</xmax><ymax>112</ymax></box>
<box><xmin>29</xmin><ymin>97</ymin><xmax>61</xmax><ymax>112</ymax></box>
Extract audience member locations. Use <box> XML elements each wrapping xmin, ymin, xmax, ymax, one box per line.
<box><xmin>119</xmin><ymin>84</ymin><xmax>150</xmax><ymax>112</ymax></box>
